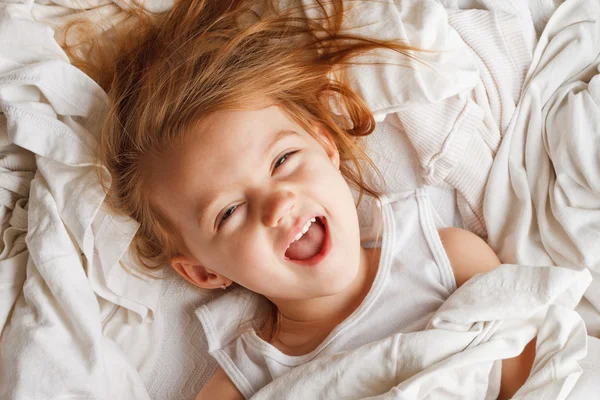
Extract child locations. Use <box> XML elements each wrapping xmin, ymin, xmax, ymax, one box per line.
<box><xmin>95</xmin><ymin>0</ymin><xmax>535</xmax><ymax>398</ymax></box>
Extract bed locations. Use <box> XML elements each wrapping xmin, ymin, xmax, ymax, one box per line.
<box><xmin>4</xmin><ymin>0</ymin><xmax>600</xmax><ymax>399</ymax></box>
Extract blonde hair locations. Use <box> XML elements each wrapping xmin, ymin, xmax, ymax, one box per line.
<box><xmin>81</xmin><ymin>0</ymin><xmax>418</xmax><ymax>340</ymax></box>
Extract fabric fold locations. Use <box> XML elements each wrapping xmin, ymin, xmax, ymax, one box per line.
<box><xmin>484</xmin><ymin>0</ymin><xmax>600</xmax><ymax>336</ymax></box>
<box><xmin>0</xmin><ymin>4</ymin><xmax>162</xmax><ymax>398</ymax></box>
<box><xmin>252</xmin><ymin>265</ymin><xmax>594</xmax><ymax>399</ymax></box>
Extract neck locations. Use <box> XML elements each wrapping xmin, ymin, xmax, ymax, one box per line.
<box><xmin>266</xmin><ymin>245</ymin><xmax>380</xmax><ymax>346</ymax></box>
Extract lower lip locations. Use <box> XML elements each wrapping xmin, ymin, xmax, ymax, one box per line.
<box><xmin>284</xmin><ymin>217</ymin><xmax>331</xmax><ymax>267</ymax></box>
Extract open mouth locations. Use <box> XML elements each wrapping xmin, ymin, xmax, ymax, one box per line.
<box><xmin>284</xmin><ymin>216</ymin><xmax>330</xmax><ymax>265</ymax></box>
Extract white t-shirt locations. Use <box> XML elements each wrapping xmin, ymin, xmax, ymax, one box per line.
<box><xmin>196</xmin><ymin>188</ymin><xmax>457</xmax><ymax>399</ymax></box>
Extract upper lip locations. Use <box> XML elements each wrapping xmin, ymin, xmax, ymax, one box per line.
<box><xmin>282</xmin><ymin>214</ymin><xmax>321</xmax><ymax>256</ymax></box>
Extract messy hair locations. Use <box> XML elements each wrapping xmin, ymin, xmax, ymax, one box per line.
<box><xmin>76</xmin><ymin>0</ymin><xmax>417</xmax><ymax>340</ymax></box>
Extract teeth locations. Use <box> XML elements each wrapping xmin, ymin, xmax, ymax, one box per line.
<box><xmin>290</xmin><ymin>218</ymin><xmax>317</xmax><ymax>244</ymax></box>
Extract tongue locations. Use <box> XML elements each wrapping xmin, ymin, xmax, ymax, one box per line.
<box><xmin>285</xmin><ymin>219</ymin><xmax>325</xmax><ymax>261</ymax></box>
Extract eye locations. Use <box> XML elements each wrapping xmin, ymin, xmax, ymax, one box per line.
<box><xmin>218</xmin><ymin>205</ymin><xmax>237</xmax><ymax>229</ymax></box>
<box><xmin>273</xmin><ymin>150</ymin><xmax>299</xmax><ymax>171</ymax></box>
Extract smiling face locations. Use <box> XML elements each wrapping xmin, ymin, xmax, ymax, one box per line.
<box><xmin>147</xmin><ymin>105</ymin><xmax>363</xmax><ymax>301</ymax></box>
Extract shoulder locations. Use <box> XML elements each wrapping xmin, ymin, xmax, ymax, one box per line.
<box><xmin>196</xmin><ymin>367</ymin><xmax>244</xmax><ymax>400</ymax></box>
<box><xmin>437</xmin><ymin>227</ymin><xmax>501</xmax><ymax>288</ymax></box>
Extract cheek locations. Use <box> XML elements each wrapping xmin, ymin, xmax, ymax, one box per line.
<box><xmin>213</xmin><ymin>231</ymin><xmax>273</xmax><ymax>276</ymax></box>
<box><xmin>297</xmin><ymin>153</ymin><xmax>344</xmax><ymax>187</ymax></box>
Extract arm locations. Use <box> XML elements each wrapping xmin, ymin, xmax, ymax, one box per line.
<box><xmin>438</xmin><ymin>228</ymin><xmax>536</xmax><ymax>400</ymax></box>
<box><xmin>196</xmin><ymin>367</ymin><xmax>244</xmax><ymax>400</ymax></box>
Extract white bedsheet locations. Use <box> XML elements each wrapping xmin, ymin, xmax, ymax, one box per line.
<box><xmin>252</xmin><ymin>264</ymin><xmax>600</xmax><ymax>399</ymax></box>
<box><xmin>0</xmin><ymin>3</ymin><xmax>160</xmax><ymax>398</ymax></box>
<box><xmin>484</xmin><ymin>0</ymin><xmax>600</xmax><ymax>337</ymax></box>
<box><xmin>0</xmin><ymin>1</ymin><xmax>488</xmax><ymax>398</ymax></box>
<box><xmin>0</xmin><ymin>0</ymin><xmax>574</xmax><ymax>399</ymax></box>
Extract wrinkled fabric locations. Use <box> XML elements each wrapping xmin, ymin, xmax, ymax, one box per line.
<box><xmin>484</xmin><ymin>0</ymin><xmax>600</xmax><ymax>336</ymax></box>
<box><xmin>253</xmin><ymin>265</ymin><xmax>597</xmax><ymax>399</ymax></box>
<box><xmin>0</xmin><ymin>3</ymin><xmax>163</xmax><ymax>398</ymax></box>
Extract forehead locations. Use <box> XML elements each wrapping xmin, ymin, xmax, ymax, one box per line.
<box><xmin>200</xmin><ymin>106</ymin><xmax>296</xmax><ymax>148</ymax></box>
<box><xmin>184</xmin><ymin>105</ymin><xmax>303</xmax><ymax>173</ymax></box>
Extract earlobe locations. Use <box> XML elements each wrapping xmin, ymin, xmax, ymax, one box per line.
<box><xmin>170</xmin><ymin>255</ymin><xmax>231</xmax><ymax>289</ymax></box>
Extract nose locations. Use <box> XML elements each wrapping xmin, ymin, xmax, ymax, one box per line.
<box><xmin>262</xmin><ymin>190</ymin><xmax>296</xmax><ymax>227</ymax></box>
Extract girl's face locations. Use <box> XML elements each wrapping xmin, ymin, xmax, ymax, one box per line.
<box><xmin>148</xmin><ymin>106</ymin><xmax>363</xmax><ymax>301</ymax></box>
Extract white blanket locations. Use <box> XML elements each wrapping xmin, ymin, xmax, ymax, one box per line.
<box><xmin>0</xmin><ymin>3</ymin><xmax>161</xmax><ymax>398</ymax></box>
<box><xmin>0</xmin><ymin>0</ymin><xmax>577</xmax><ymax>399</ymax></box>
<box><xmin>0</xmin><ymin>1</ymin><xmax>494</xmax><ymax>398</ymax></box>
<box><xmin>484</xmin><ymin>0</ymin><xmax>600</xmax><ymax>337</ymax></box>
<box><xmin>253</xmin><ymin>264</ymin><xmax>600</xmax><ymax>399</ymax></box>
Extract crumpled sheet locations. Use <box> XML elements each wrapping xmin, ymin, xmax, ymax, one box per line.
<box><xmin>253</xmin><ymin>264</ymin><xmax>600</xmax><ymax>399</ymax></box>
<box><xmin>31</xmin><ymin>0</ymin><xmax>173</xmax><ymax>47</ymax></box>
<box><xmin>0</xmin><ymin>0</ymin><xmax>580</xmax><ymax>399</ymax></box>
<box><xmin>0</xmin><ymin>3</ymin><xmax>162</xmax><ymax>399</ymax></box>
<box><xmin>483</xmin><ymin>0</ymin><xmax>600</xmax><ymax>337</ymax></box>
<box><xmin>0</xmin><ymin>0</ymin><xmax>491</xmax><ymax>398</ymax></box>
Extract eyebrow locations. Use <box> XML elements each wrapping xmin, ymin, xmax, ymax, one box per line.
<box><xmin>196</xmin><ymin>129</ymin><xmax>298</xmax><ymax>230</ymax></box>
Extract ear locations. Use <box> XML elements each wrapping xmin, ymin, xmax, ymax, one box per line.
<box><xmin>170</xmin><ymin>255</ymin><xmax>232</xmax><ymax>290</ymax></box>
<box><xmin>315</xmin><ymin>125</ymin><xmax>340</xmax><ymax>170</ymax></box>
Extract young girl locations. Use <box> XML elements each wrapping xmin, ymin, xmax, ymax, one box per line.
<box><xmin>93</xmin><ymin>0</ymin><xmax>535</xmax><ymax>398</ymax></box>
